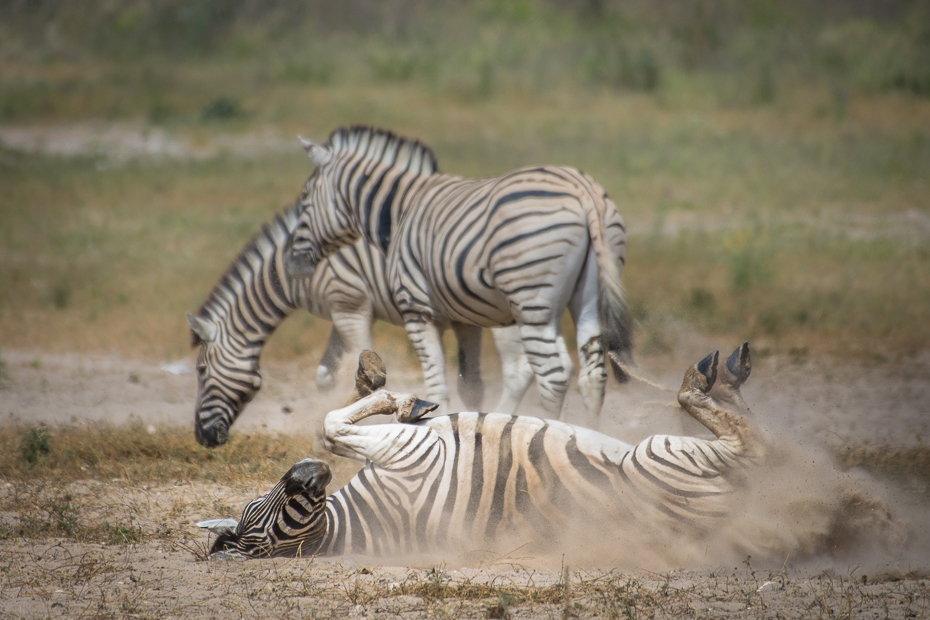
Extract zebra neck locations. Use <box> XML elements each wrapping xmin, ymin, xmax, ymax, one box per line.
<box><xmin>347</xmin><ymin>162</ymin><xmax>435</xmax><ymax>254</ymax></box>
<box><xmin>197</xmin><ymin>205</ymin><xmax>305</xmax><ymax>346</ymax></box>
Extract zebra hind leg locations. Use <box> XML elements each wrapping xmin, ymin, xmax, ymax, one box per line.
<box><xmin>518</xmin><ymin>322</ymin><xmax>573</xmax><ymax>418</ymax></box>
<box><xmin>709</xmin><ymin>341</ymin><xmax>753</xmax><ymax>415</ymax></box>
<box><xmin>677</xmin><ymin>347</ymin><xmax>765</xmax><ymax>459</ymax></box>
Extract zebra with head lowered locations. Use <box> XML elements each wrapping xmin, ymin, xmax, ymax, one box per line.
<box><xmin>187</xmin><ymin>205</ymin><xmax>535</xmax><ymax>447</ymax></box>
<box><xmin>286</xmin><ymin>125</ymin><xmax>632</xmax><ymax>419</ymax></box>
<box><xmin>199</xmin><ymin>344</ymin><xmax>767</xmax><ymax>559</ymax></box>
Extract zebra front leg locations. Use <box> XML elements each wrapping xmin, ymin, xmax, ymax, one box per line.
<box><xmin>491</xmin><ymin>325</ymin><xmax>533</xmax><ymax>414</ymax></box>
<box><xmin>404</xmin><ymin>319</ymin><xmax>451</xmax><ymax>412</ymax></box>
<box><xmin>518</xmin><ymin>322</ymin><xmax>573</xmax><ymax>418</ymax></box>
<box><xmin>316</xmin><ymin>328</ymin><xmax>347</xmax><ymax>391</ymax></box>
<box><xmin>322</xmin><ymin>390</ymin><xmax>440</xmax><ymax>465</ymax></box>
<box><xmin>452</xmin><ymin>323</ymin><xmax>484</xmax><ymax>411</ymax></box>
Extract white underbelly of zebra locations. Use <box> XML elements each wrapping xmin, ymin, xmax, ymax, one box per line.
<box><xmin>201</xmin><ymin>343</ymin><xmax>766</xmax><ymax>561</ymax></box>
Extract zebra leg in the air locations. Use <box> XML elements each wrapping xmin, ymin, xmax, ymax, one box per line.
<box><xmin>404</xmin><ymin>319</ymin><xmax>451</xmax><ymax>411</ymax></box>
<box><xmin>570</xmin><ymin>249</ymin><xmax>607</xmax><ymax>416</ymax></box>
<box><xmin>322</xmin><ymin>389</ymin><xmax>441</xmax><ymax>465</ymax></box>
<box><xmin>518</xmin><ymin>321</ymin><xmax>573</xmax><ymax>418</ymax></box>
<box><xmin>452</xmin><ymin>323</ymin><xmax>484</xmax><ymax>411</ymax></box>
<box><xmin>676</xmin><ymin>348</ymin><xmax>766</xmax><ymax>461</ymax></box>
<box><xmin>709</xmin><ymin>341</ymin><xmax>753</xmax><ymax>417</ymax></box>
<box><xmin>490</xmin><ymin>325</ymin><xmax>533</xmax><ymax>414</ymax></box>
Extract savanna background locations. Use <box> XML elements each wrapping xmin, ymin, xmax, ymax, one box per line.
<box><xmin>1</xmin><ymin>1</ymin><xmax>929</xmax><ymax>617</ymax></box>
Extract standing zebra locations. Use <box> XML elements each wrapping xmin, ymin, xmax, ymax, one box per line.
<box><xmin>286</xmin><ymin>125</ymin><xmax>632</xmax><ymax>419</ymax></box>
<box><xmin>199</xmin><ymin>344</ymin><xmax>767</xmax><ymax>559</ymax></box>
<box><xmin>187</xmin><ymin>205</ymin><xmax>535</xmax><ymax>447</ymax></box>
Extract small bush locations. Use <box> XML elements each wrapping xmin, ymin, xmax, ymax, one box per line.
<box><xmin>21</xmin><ymin>426</ymin><xmax>51</xmax><ymax>464</ymax></box>
<box><xmin>200</xmin><ymin>97</ymin><xmax>241</xmax><ymax>120</ymax></box>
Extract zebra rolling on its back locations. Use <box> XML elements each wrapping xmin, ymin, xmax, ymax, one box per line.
<box><xmin>187</xmin><ymin>205</ymin><xmax>535</xmax><ymax>447</ymax></box>
<box><xmin>200</xmin><ymin>343</ymin><xmax>766</xmax><ymax>559</ymax></box>
<box><xmin>286</xmin><ymin>125</ymin><xmax>632</xmax><ymax>419</ymax></box>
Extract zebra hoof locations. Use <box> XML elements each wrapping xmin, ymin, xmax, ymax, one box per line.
<box><xmin>355</xmin><ymin>351</ymin><xmax>387</xmax><ymax>396</ymax></box>
<box><xmin>695</xmin><ymin>350</ymin><xmax>719</xmax><ymax>392</ymax></box>
<box><xmin>397</xmin><ymin>396</ymin><xmax>439</xmax><ymax>423</ymax></box>
<box><xmin>723</xmin><ymin>342</ymin><xmax>751</xmax><ymax>387</ymax></box>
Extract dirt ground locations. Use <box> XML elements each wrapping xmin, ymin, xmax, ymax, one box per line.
<box><xmin>1</xmin><ymin>333</ymin><xmax>929</xmax><ymax>618</ymax></box>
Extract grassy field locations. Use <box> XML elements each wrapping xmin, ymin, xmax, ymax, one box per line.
<box><xmin>1</xmin><ymin>0</ymin><xmax>929</xmax><ymax>368</ymax></box>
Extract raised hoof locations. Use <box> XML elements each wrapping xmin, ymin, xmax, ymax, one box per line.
<box><xmin>695</xmin><ymin>350</ymin><xmax>719</xmax><ymax>392</ymax></box>
<box><xmin>724</xmin><ymin>341</ymin><xmax>751</xmax><ymax>386</ymax></box>
<box><xmin>398</xmin><ymin>397</ymin><xmax>440</xmax><ymax>423</ymax></box>
<box><xmin>355</xmin><ymin>351</ymin><xmax>387</xmax><ymax>396</ymax></box>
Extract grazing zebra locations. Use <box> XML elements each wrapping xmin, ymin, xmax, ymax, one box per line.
<box><xmin>286</xmin><ymin>125</ymin><xmax>632</xmax><ymax>418</ymax></box>
<box><xmin>187</xmin><ymin>205</ymin><xmax>535</xmax><ymax>447</ymax></box>
<box><xmin>199</xmin><ymin>344</ymin><xmax>767</xmax><ymax>559</ymax></box>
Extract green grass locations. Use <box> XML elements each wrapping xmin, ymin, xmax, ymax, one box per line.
<box><xmin>0</xmin><ymin>2</ymin><xmax>928</xmax><ymax>364</ymax></box>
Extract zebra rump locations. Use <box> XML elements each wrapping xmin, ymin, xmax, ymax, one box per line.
<box><xmin>201</xmin><ymin>344</ymin><xmax>767</xmax><ymax>560</ymax></box>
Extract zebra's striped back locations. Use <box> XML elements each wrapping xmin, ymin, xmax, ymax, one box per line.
<box><xmin>210</xmin><ymin>344</ymin><xmax>766</xmax><ymax>559</ymax></box>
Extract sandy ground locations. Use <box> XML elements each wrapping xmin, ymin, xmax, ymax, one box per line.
<box><xmin>1</xmin><ymin>334</ymin><xmax>929</xmax><ymax>618</ymax></box>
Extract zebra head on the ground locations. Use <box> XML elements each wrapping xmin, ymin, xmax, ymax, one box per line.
<box><xmin>201</xmin><ymin>458</ymin><xmax>333</xmax><ymax>559</ymax></box>
<box><xmin>188</xmin><ymin>312</ymin><xmax>263</xmax><ymax>448</ymax></box>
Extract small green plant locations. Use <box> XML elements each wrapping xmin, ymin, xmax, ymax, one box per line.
<box><xmin>200</xmin><ymin>97</ymin><xmax>240</xmax><ymax>120</ymax></box>
<box><xmin>20</xmin><ymin>426</ymin><xmax>51</xmax><ymax>464</ymax></box>
<box><xmin>52</xmin><ymin>280</ymin><xmax>71</xmax><ymax>309</ymax></box>
<box><xmin>721</xmin><ymin>221</ymin><xmax>774</xmax><ymax>291</ymax></box>
<box><xmin>45</xmin><ymin>494</ymin><xmax>80</xmax><ymax>537</ymax></box>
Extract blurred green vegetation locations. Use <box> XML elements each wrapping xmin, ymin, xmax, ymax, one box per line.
<box><xmin>2</xmin><ymin>0</ymin><xmax>930</xmax><ymax>116</ymax></box>
<box><xmin>0</xmin><ymin>0</ymin><xmax>928</xmax><ymax>364</ymax></box>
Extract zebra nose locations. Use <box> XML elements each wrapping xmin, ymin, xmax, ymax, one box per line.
<box><xmin>196</xmin><ymin>418</ymin><xmax>230</xmax><ymax>448</ymax></box>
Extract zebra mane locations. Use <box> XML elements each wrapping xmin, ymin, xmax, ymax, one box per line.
<box><xmin>191</xmin><ymin>204</ymin><xmax>301</xmax><ymax>346</ymax></box>
<box><xmin>327</xmin><ymin>125</ymin><xmax>439</xmax><ymax>175</ymax></box>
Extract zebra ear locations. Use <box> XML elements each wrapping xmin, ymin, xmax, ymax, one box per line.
<box><xmin>187</xmin><ymin>313</ymin><xmax>217</xmax><ymax>345</ymax></box>
<box><xmin>197</xmin><ymin>518</ymin><xmax>239</xmax><ymax>536</ymax></box>
<box><xmin>298</xmin><ymin>136</ymin><xmax>332</xmax><ymax>167</ymax></box>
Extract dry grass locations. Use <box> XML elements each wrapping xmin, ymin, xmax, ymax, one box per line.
<box><xmin>1</xmin><ymin>422</ymin><xmax>928</xmax><ymax>618</ymax></box>
<box><xmin>0</xmin><ymin>421</ymin><xmax>362</xmax><ymax>487</ymax></box>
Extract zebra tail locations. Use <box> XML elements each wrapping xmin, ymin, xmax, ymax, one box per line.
<box><xmin>586</xmin><ymin>198</ymin><xmax>634</xmax><ymax>382</ymax></box>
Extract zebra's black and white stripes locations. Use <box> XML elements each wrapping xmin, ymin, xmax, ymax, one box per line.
<box><xmin>202</xmin><ymin>343</ymin><xmax>766</xmax><ymax>559</ymax></box>
<box><xmin>188</xmin><ymin>205</ymin><xmax>535</xmax><ymax>447</ymax></box>
<box><xmin>287</xmin><ymin>125</ymin><xmax>632</xmax><ymax>418</ymax></box>
<box><xmin>187</xmin><ymin>204</ymin><xmax>405</xmax><ymax>447</ymax></box>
